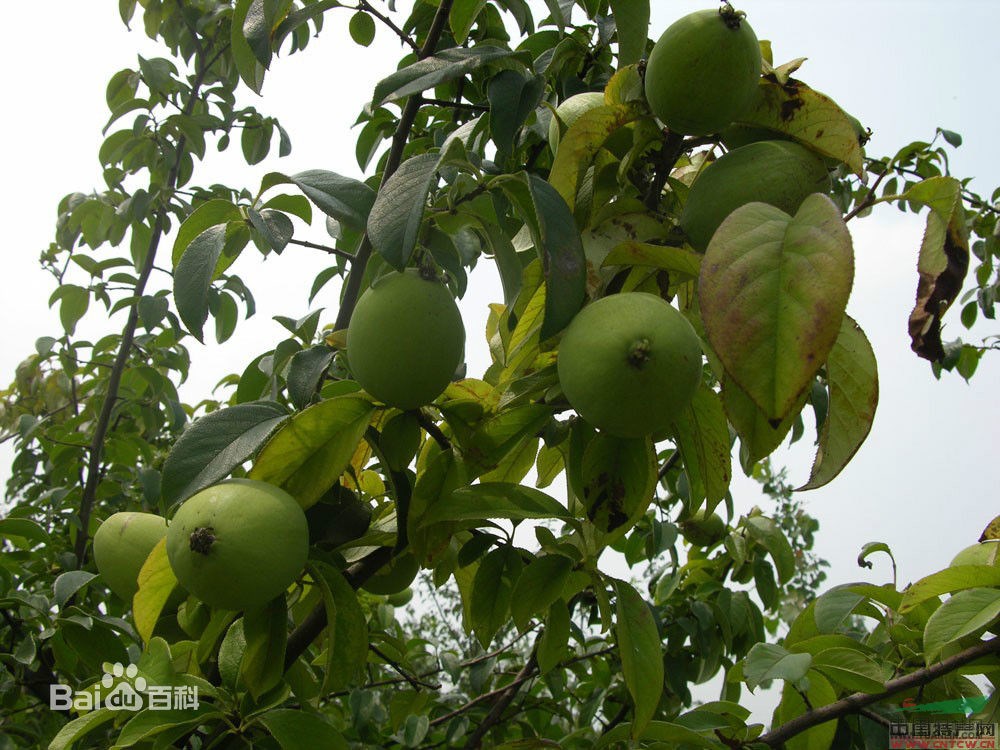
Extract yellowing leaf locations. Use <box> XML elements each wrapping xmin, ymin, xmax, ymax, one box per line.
<box><xmin>134</xmin><ymin>539</ymin><xmax>180</xmax><ymax>644</ymax></box>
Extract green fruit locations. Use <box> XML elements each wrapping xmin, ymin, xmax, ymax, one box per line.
<box><xmin>93</xmin><ymin>511</ymin><xmax>167</xmax><ymax>601</ymax></box>
<box><xmin>680</xmin><ymin>140</ymin><xmax>831</xmax><ymax>251</ymax></box>
<box><xmin>361</xmin><ymin>552</ymin><xmax>419</xmax><ymax>595</ymax></box>
<box><xmin>347</xmin><ymin>269</ymin><xmax>465</xmax><ymax>410</ymax></box>
<box><xmin>680</xmin><ymin>510</ymin><xmax>727</xmax><ymax>547</ymax></box>
<box><xmin>644</xmin><ymin>7</ymin><xmax>761</xmax><ymax>135</ymax></box>
<box><xmin>557</xmin><ymin>293</ymin><xmax>703</xmax><ymax>438</ymax></box>
<box><xmin>950</xmin><ymin>542</ymin><xmax>1000</xmax><ymax>567</ymax></box>
<box><xmin>719</xmin><ymin>124</ymin><xmax>792</xmax><ymax>151</ymax></box>
<box><xmin>386</xmin><ymin>587</ymin><xmax>413</xmax><ymax>606</ymax></box>
<box><xmin>166</xmin><ymin>479</ymin><xmax>308</xmax><ymax>611</ymax></box>
<box><xmin>548</xmin><ymin>91</ymin><xmax>605</xmax><ymax>154</ymax></box>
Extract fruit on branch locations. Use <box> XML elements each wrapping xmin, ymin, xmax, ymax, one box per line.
<box><xmin>644</xmin><ymin>5</ymin><xmax>762</xmax><ymax>136</ymax></box>
<box><xmin>548</xmin><ymin>91</ymin><xmax>605</xmax><ymax>154</ymax></box>
<box><xmin>347</xmin><ymin>269</ymin><xmax>465</xmax><ymax>410</ymax></box>
<box><xmin>165</xmin><ymin>479</ymin><xmax>308</xmax><ymax>611</ymax></box>
<box><xmin>386</xmin><ymin>586</ymin><xmax>414</xmax><ymax>606</ymax></box>
<box><xmin>557</xmin><ymin>293</ymin><xmax>703</xmax><ymax>438</ymax></box>
<box><xmin>680</xmin><ymin>140</ymin><xmax>831</xmax><ymax>251</ymax></box>
<box><xmin>93</xmin><ymin>511</ymin><xmax>168</xmax><ymax>600</ymax></box>
<box><xmin>361</xmin><ymin>552</ymin><xmax>419</xmax><ymax>595</ymax></box>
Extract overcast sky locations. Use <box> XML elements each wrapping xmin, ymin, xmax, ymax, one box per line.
<box><xmin>2</xmin><ymin>1</ymin><xmax>998</xmax><ymax>602</ymax></box>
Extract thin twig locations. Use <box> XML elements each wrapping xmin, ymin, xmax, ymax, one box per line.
<box><xmin>287</xmin><ymin>237</ymin><xmax>355</xmax><ymax>262</ymax></box>
<box><xmin>417</xmin><ymin>408</ymin><xmax>452</xmax><ymax>451</ymax></box>
<box><xmin>463</xmin><ymin>653</ymin><xmax>538</xmax><ymax>749</ymax></box>
<box><xmin>357</xmin><ymin>0</ymin><xmax>420</xmax><ymax>53</ymax></box>
<box><xmin>421</xmin><ymin>96</ymin><xmax>489</xmax><ymax>113</ymax></box>
<box><xmin>369</xmin><ymin>643</ymin><xmax>441</xmax><ymax>690</ymax></box>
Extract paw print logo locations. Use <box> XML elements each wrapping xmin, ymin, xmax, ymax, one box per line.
<box><xmin>102</xmin><ymin>663</ymin><xmax>146</xmax><ymax>711</ymax></box>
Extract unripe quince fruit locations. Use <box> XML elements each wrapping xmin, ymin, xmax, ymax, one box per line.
<box><xmin>93</xmin><ymin>511</ymin><xmax>167</xmax><ymax>601</ymax></box>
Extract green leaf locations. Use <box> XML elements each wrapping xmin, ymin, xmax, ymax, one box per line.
<box><xmin>549</xmin><ymin>102</ymin><xmax>644</xmax><ymax>211</ymax></box>
<box><xmin>450</xmin><ymin>0</ymin><xmax>487</xmax><ymax>43</ymax></box>
<box><xmin>262</xmin><ymin>170</ymin><xmax>376</xmax><ymax>230</ymax></box>
<box><xmin>612</xmin><ymin>579</ymin><xmax>663</xmax><ymax>738</ymax></box>
<box><xmin>773</xmin><ymin>670</ymin><xmax>837</xmax><ymax>750</ymax></box>
<box><xmin>722</xmin><ymin>375</ymin><xmax>804</xmax><ymax>465</ymax></box>
<box><xmin>50</xmin><ymin>284</ymin><xmax>89</xmax><ymax>336</ymax></box>
<box><xmin>249</xmin><ymin>396</ymin><xmax>374</xmax><ymax>509</ymax></box>
<box><xmin>471</xmin><ymin>545</ymin><xmax>520</xmax><ymax>647</ymax></box>
<box><xmin>287</xmin><ymin>346</ymin><xmax>335</xmax><ymax>410</ymax></box>
<box><xmin>54</xmin><ymin>571</ymin><xmax>98</xmax><ymax>609</ymax></box>
<box><xmin>579</xmin><ymin>433</ymin><xmax>656</xmax><ymax>535</ymax></box>
<box><xmin>0</xmin><ymin>518</ymin><xmax>50</xmax><ymax>546</ymax></box>
<box><xmin>134</xmin><ymin>539</ymin><xmax>180</xmax><ymax>643</ymax></box>
<box><xmin>249</xmin><ymin>208</ymin><xmax>294</xmax><ymax>253</ymax></box>
<box><xmin>602</xmin><ymin>241</ymin><xmax>702</xmax><ymax>281</ymax></box>
<box><xmin>348</xmin><ymin>10</ymin><xmax>376</xmax><ymax>46</ymax></box>
<box><xmin>510</xmin><ymin>555</ymin><xmax>574</xmax><ymax>631</ymax></box>
<box><xmin>744</xmin><ymin>516</ymin><xmax>796</xmax><ymax>584</ymax></box>
<box><xmin>372</xmin><ymin>46</ymin><xmax>512</xmax><ymax>106</ymax></box>
<box><xmin>310</xmin><ymin>562</ymin><xmax>369</xmax><ymax>691</ymax></box>
<box><xmin>673</xmin><ymin>384</ymin><xmax>732</xmax><ymax>509</ymax></box>
<box><xmin>112</xmin><ymin>706</ymin><xmax>224</xmax><ymax>748</ymax></box>
<box><xmin>367</xmin><ymin>152</ymin><xmax>439</xmax><ymax>270</ymax></box>
<box><xmin>174</xmin><ymin>225</ymin><xmax>227</xmax><ymax>341</ymax></box>
<box><xmin>47</xmin><ymin>708</ymin><xmax>116</xmax><ymax>750</ymax></box>
<box><xmin>597</xmin><ymin>721</ymin><xmax>720</xmax><ymax>749</ymax></box>
<box><xmin>923</xmin><ymin>588</ymin><xmax>1000</xmax><ymax>662</ymax></box>
<box><xmin>496</xmin><ymin>173</ymin><xmax>586</xmax><ymax>339</ymax></box>
<box><xmin>904</xmin><ymin>177</ymin><xmax>970</xmax><ymax>362</ymax></box>
<box><xmin>170</xmin><ymin>199</ymin><xmax>243</xmax><ymax>267</ymax></box>
<box><xmin>487</xmin><ymin>69</ymin><xmax>546</xmax><ymax>162</ymax></box>
<box><xmin>699</xmin><ymin>194</ymin><xmax>854</xmax><ymax>423</ymax></box>
<box><xmin>743</xmin><ymin>643</ymin><xmax>812</xmax><ymax>691</ymax></box>
<box><xmin>241</xmin><ymin>595</ymin><xmax>288</xmax><ymax>699</ymax></box>
<box><xmin>609</xmin><ymin>0</ymin><xmax>649</xmax><ymax>66</ymax></box>
<box><xmin>261</xmin><ymin>193</ymin><xmax>312</xmax><ymax>224</ymax></box>
<box><xmin>258</xmin><ymin>709</ymin><xmax>348</xmax><ymax>750</ymax></box>
<box><xmin>800</xmin><ymin>315</ymin><xmax>878</xmax><ymax>490</ymax></box>
<box><xmin>813</xmin><ymin>586</ymin><xmax>866</xmax><ymax>633</ymax></box>
<box><xmin>161</xmin><ymin>401</ymin><xmax>289</xmax><ymax>506</ymax></box>
<box><xmin>424</xmin><ymin>483</ymin><xmax>572</xmax><ymax>526</ymax></box>
<box><xmin>811</xmin><ymin>647</ymin><xmax>887</xmax><ymax>693</ymax></box>
<box><xmin>900</xmin><ymin>566</ymin><xmax>1000</xmax><ymax>613</ymax></box>
<box><xmin>219</xmin><ymin>618</ymin><xmax>247</xmax><ymax>689</ymax></box>
<box><xmin>232</xmin><ymin>0</ymin><xmax>267</xmax><ymax>93</ymax></box>
<box><xmin>537</xmin><ymin>600</ymin><xmax>570</xmax><ymax>673</ymax></box>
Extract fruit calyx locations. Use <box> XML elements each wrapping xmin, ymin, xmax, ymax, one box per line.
<box><xmin>719</xmin><ymin>3</ymin><xmax>746</xmax><ymax>30</ymax></box>
<box><xmin>627</xmin><ymin>339</ymin><xmax>652</xmax><ymax>368</ymax></box>
<box><xmin>189</xmin><ymin>527</ymin><xmax>216</xmax><ymax>555</ymax></box>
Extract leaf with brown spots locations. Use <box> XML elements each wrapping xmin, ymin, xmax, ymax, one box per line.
<box><xmin>799</xmin><ymin>314</ymin><xmax>878</xmax><ymax>491</ymax></box>
<box><xmin>735</xmin><ymin>79</ymin><xmax>864</xmax><ymax>175</ymax></box>
<box><xmin>904</xmin><ymin>177</ymin><xmax>970</xmax><ymax>362</ymax></box>
<box><xmin>699</xmin><ymin>194</ymin><xmax>854</xmax><ymax>424</ymax></box>
<box><xmin>673</xmin><ymin>384</ymin><xmax>732</xmax><ymax>511</ymax></box>
<box><xmin>580</xmin><ymin>433</ymin><xmax>655</xmax><ymax>536</ymax></box>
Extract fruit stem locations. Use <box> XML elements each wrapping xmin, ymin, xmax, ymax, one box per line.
<box><xmin>627</xmin><ymin>339</ymin><xmax>652</xmax><ymax>368</ymax></box>
<box><xmin>189</xmin><ymin>527</ymin><xmax>216</xmax><ymax>555</ymax></box>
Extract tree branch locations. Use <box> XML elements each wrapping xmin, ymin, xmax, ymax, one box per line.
<box><xmin>463</xmin><ymin>652</ymin><xmax>538</xmax><ymax>749</ymax></box>
<box><xmin>357</xmin><ymin>0</ymin><xmax>420</xmax><ymax>54</ymax></box>
<box><xmin>758</xmin><ymin>635</ymin><xmax>1000</xmax><ymax>747</ymax></box>
<box><xmin>287</xmin><ymin>237</ymin><xmax>355</xmax><ymax>262</ymax></box>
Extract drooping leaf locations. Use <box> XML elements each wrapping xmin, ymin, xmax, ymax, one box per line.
<box><xmin>262</xmin><ymin>170</ymin><xmax>376</xmax><ymax>230</ymax></box>
<box><xmin>799</xmin><ymin>315</ymin><xmax>878</xmax><ymax>489</ymax></box>
<box><xmin>579</xmin><ymin>433</ymin><xmax>656</xmax><ymax>535</ymax></box>
<box><xmin>923</xmin><ymin>588</ymin><xmax>1000</xmax><ymax>663</ymax></box>
<box><xmin>372</xmin><ymin>46</ymin><xmax>512</xmax><ymax>106</ymax></box>
<box><xmin>367</xmin><ymin>152</ymin><xmax>439</xmax><ymax>269</ymax></box>
<box><xmin>134</xmin><ymin>540</ymin><xmax>180</xmax><ymax>643</ymax></box>
<box><xmin>735</xmin><ymin>79</ymin><xmax>865</xmax><ymax>175</ymax></box>
<box><xmin>608</xmin><ymin>0</ymin><xmax>649</xmax><ymax>66</ymax></box>
<box><xmin>905</xmin><ymin>177</ymin><xmax>970</xmax><ymax>362</ymax></box>
<box><xmin>174</xmin><ymin>225</ymin><xmax>228</xmax><ymax>341</ymax></box>
<box><xmin>744</xmin><ymin>516</ymin><xmax>796</xmax><ymax>584</ymax></box>
<box><xmin>487</xmin><ymin>69</ymin><xmax>546</xmax><ymax>162</ymax></box>
<box><xmin>161</xmin><ymin>401</ymin><xmax>289</xmax><ymax>506</ymax></box>
<box><xmin>496</xmin><ymin>173</ymin><xmax>586</xmax><ymax>339</ymax></box>
<box><xmin>537</xmin><ymin>600</ymin><xmax>570</xmax><ymax>673</ymax></box>
<box><xmin>672</xmin><ymin>385</ymin><xmax>732</xmax><ymax>510</ymax></box>
<box><xmin>471</xmin><ymin>546</ymin><xmax>521</xmax><ymax>647</ymax></box>
<box><xmin>612</xmin><ymin>579</ymin><xmax>663</xmax><ymax>738</ymax></box>
<box><xmin>249</xmin><ymin>395</ymin><xmax>374</xmax><ymax>509</ymax></box>
<box><xmin>743</xmin><ymin>642</ymin><xmax>812</xmax><ymax>691</ymax></box>
<box><xmin>241</xmin><ymin>595</ymin><xmax>288</xmax><ymax>699</ymax></box>
<box><xmin>310</xmin><ymin>562</ymin><xmax>368</xmax><ymax>691</ymax></box>
<box><xmin>286</xmin><ymin>346</ymin><xmax>335</xmax><ymax>409</ymax></box>
<box><xmin>232</xmin><ymin>0</ymin><xmax>267</xmax><ymax>93</ymax></box>
<box><xmin>258</xmin><ymin>709</ymin><xmax>348</xmax><ymax>750</ymax></box>
<box><xmin>248</xmin><ymin>208</ymin><xmax>294</xmax><ymax>253</ymax></box>
<box><xmin>699</xmin><ymin>194</ymin><xmax>854</xmax><ymax>423</ymax></box>
<box><xmin>723</xmin><ymin>376</ymin><xmax>804</xmax><ymax>466</ymax></box>
<box><xmin>450</xmin><ymin>0</ymin><xmax>488</xmax><ymax>44</ymax></box>
<box><xmin>348</xmin><ymin>10</ymin><xmax>376</xmax><ymax>46</ymax></box>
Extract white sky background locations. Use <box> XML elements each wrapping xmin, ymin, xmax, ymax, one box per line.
<box><xmin>1</xmin><ymin>0</ymin><xmax>998</xmax><ymax>613</ymax></box>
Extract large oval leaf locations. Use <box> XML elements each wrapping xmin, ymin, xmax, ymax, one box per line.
<box><xmin>923</xmin><ymin>588</ymin><xmax>1000</xmax><ymax>662</ymax></box>
<box><xmin>699</xmin><ymin>193</ymin><xmax>854</xmax><ymax>423</ymax></box>
<box><xmin>612</xmin><ymin>579</ymin><xmax>664</xmax><ymax>738</ymax></box>
<box><xmin>367</xmin><ymin>152</ymin><xmax>439</xmax><ymax>270</ymax></box>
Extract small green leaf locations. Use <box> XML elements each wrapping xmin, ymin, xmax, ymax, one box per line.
<box><xmin>800</xmin><ymin>315</ymin><xmax>878</xmax><ymax>490</ymax></box>
<box><xmin>249</xmin><ymin>208</ymin><xmax>294</xmax><ymax>253</ymax></box>
<box><xmin>241</xmin><ymin>595</ymin><xmax>288</xmax><ymax>699</ymax></box>
<box><xmin>0</xmin><ymin>518</ymin><xmax>50</xmax><ymax>546</ymax></box>
<box><xmin>287</xmin><ymin>346</ymin><xmax>335</xmax><ymax>410</ymax></box>
<box><xmin>134</xmin><ymin>539</ymin><xmax>180</xmax><ymax>643</ymax></box>
<box><xmin>743</xmin><ymin>643</ymin><xmax>812</xmax><ymax>691</ymax></box>
<box><xmin>424</xmin><ymin>483</ymin><xmax>572</xmax><ymax>526</ymax></box>
<box><xmin>923</xmin><ymin>588</ymin><xmax>1000</xmax><ymax>662</ymax></box>
<box><xmin>487</xmin><ymin>69</ymin><xmax>546</xmax><ymax>162</ymax></box>
<box><xmin>259</xmin><ymin>709</ymin><xmax>348</xmax><ymax>750</ymax></box>
<box><xmin>161</xmin><ymin>401</ymin><xmax>289</xmax><ymax>505</ymax></box>
<box><xmin>673</xmin><ymin>385</ymin><xmax>732</xmax><ymax>509</ymax></box>
<box><xmin>372</xmin><ymin>46</ymin><xmax>512</xmax><ymax>106</ymax></box>
<box><xmin>170</xmin><ymin>199</ymin><xmax>242</xmax><ymax>267</ymax></box>
<box><xmin>367</xmin><ymin>152</ymin><xmax>439</xmax><ymax>270</ymax></box>
<box><xmin>232</xmin><ymin>0</ymin><xmax>267</xmax><ymax>93</ymax></box>
<box><xmin>813</xmin><ymin>586</ymin><xmax>866</xmax><ymax>634</ymax></box>
<box><xmin>510</xmin><ymin>555</ymin><xmax>574</xmax><ymax>630</ymax></box>
<box><xmin>612</xmin><ymin>579</ymin><xmax>663</xmax><ymax>738</ymax></box>
<box><xmin>310</xmin><ymin>562</ymin><xmax>369</xmax><ymax>691</ymax></box>
<box><xmin>608</xmin><ymin>0</ymin><xmax>649</xmax><ymax>66</ymax></box>
<box><xmin>471</xmin><ymin>545</ymin><xmax>521</xmax><ymax>647</ymax></box>
<box><xmin>47</xmin><ymin>709</ymin><xmax>116</xmax><ymax>750</ymax></box>
<box><xmin>249</xmin><ymin>395</ymin><xmax>374</xmax><ymax>509</ymax></box>
<box><xmin>262</xmin><ymin>170</ymin><xmax>376</xmax><ymax>230</ymax></box>
<box><xmin>537</xmin><ymin>600</ymin><xmax>570</xmax><ymax>673</ymax></box>
<box><xmin>699</xmin><ymin>194</ymin><xmax>854</xmax><ymax>423</ymax></box>
<box><xmin>744</xmin><ymin>516</ymin><xmax>796</xmax><ymax>584</ymax></box>
<box><xmin>174</xmin><ymin>225</ymin><xmax>227</xmax><ymax>341</ymax></box>
<box><xmin>348</xmin><ymin>10</ymin><xmax>376</xmax><ymax>46</ymax></box>
<box><xmin>50</xmin><ymin>284</ymin><xmax>89</xmax><ymax>336</ymax></box>
<box><xmin>54</xmin><ymin>571</ymin><xmax>98</xmax><ymax>609</ymax></box>
<box><xmin>450</xmin><ymin>0</ymin><xmax>487</xmax><ymax>43</ymax></box>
